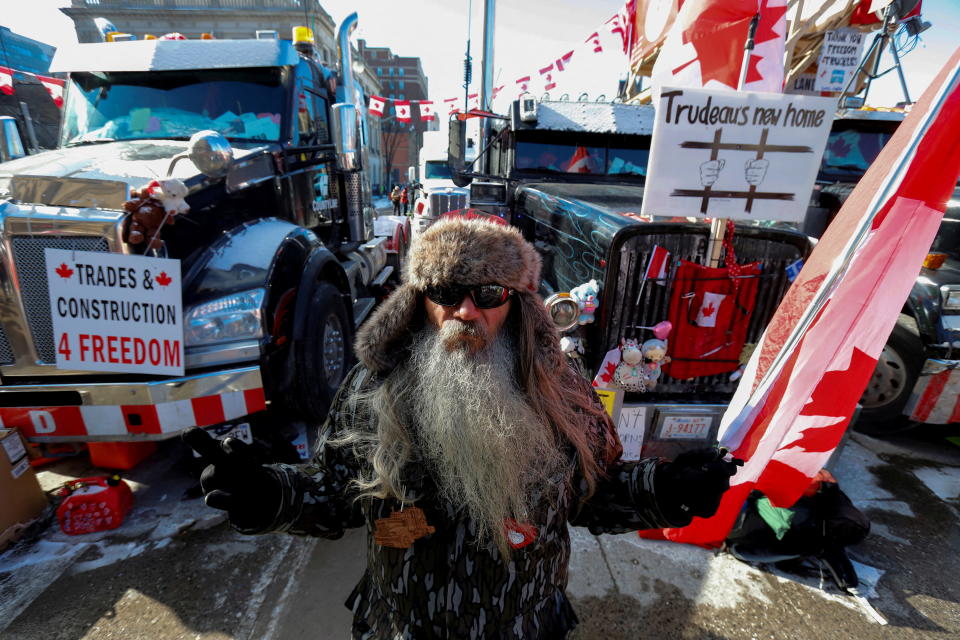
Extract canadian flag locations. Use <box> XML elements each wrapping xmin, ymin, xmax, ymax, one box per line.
<box><xmin>606</xmin><ymin>1</ymin><xmax>636</xmax><ymax>55</ymax></box>
<box><xmin>34</xmin><ymin>74</ymin><xmax>65</xmax><ymax>108</ymax></box>
<box><xmin>642</xmin><ymin>48</ymin><xmax>960</xmax><ymax>547</ymax></box>
<box><xmin>585</xmin><ymin>31</ymin><xmax>603</xmax><ymax>54</ymax></box>
<box><xmin>651</xmin><ymin>0</ymin><xmax>787</xmax><ymax>93</ymax></box>
<box><xmin>492</xmin><ymin>85</ymin><xmax>504</xmax><ymax>100</ymax></box>
<box><xmin>418</xmin><ymin>101</ymin><xmax>436</xmax><ymax>121</ymax></box>
<box><xmin>0</xmin><ymin>66</ymin><xmax>13</xmax><ymax>96</ymax></box>
<box><xmin>395</xmin><ymin>100</ymin><xmax>411</xmax><ymax>123</ymax></box>
<box><xmin>368</xmin><ymin>95</ymin><xmax>386</xmax><ymax>117</ymax></box>
<box><xmin>444</xmin><ymin>97</ymin><xmax>460</xmax><ymax>115</ymax></box>
<box><xmin>468</xmin><ymin>93</ymin><xmax>480</xmax><ymax>110</ymax></box>
<box><xmin>643</xmin><ymin>245</ymin><xmax>670</xmax><ymax>284</ymax></box>
<box><xmin>695</xmin><ymin>292</ymin><xmax>726</xmax><ymax>327</ymax></box>
<box><xmin>540</xmin><ymin>51</ymin><xmax>574</xmax><ymax>93</ymax></box>
<box><xmin>565</xmin><ymin>146</ymin><xmax>594</xmax><ymax>173</ymax></box>
<box><xmin>516</xmin><ymin>75</ymin><xmax>532</xmax><ymax>95</ymax></box>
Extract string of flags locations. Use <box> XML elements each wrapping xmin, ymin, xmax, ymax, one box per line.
<box><xmin>366</xmin><ymin>0</ymin><xmax>636</xmax><ymax>122</ymax></box>
<box><xmin>0</xmin><ymin>65</ymin><xmax>65</xmax><ymax>108</ymax></box>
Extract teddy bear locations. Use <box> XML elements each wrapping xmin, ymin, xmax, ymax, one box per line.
<box><xmin>614</xmin><ymin>338</ymin><xmax>646</xmax><ymax>392</ymax></box>
<box><xmin>640</xmin><ymin>338</ymin><xmax>671</xmax><ymax>390</ymax></box>
<box><xmin>121</xmin><ymin>178</ymin><xmax>190</xmax><ymax>251</ymax></box>
<box><xmin>569</xmin><ymin>279</ymin><xmax>599</xmax><ymax>325</ymax></box>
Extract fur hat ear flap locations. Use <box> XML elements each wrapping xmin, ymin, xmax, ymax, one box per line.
<box><xmin>354</xmin><ymin>284</ymin><xmax>421</xmax><ymax>373</ymax></box>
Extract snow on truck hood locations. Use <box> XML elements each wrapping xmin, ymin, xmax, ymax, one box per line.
<box><xmin>0</xmin><ymin>139</ymin><xmax>265</xmax><ymax>191</ymax></box>
<box><xmin>50</xmin><ymin>39</ymin><xmax>299</xmax><ymax>73</ymax></box>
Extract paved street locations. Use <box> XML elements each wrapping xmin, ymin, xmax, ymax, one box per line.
<box><xmin>1</xmin><ymin>425</ymin><xmax>958</xmax><ymax>639</ymax></box>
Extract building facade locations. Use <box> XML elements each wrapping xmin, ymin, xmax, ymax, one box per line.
<box><xmin>356</xmin><ymin>39</ymin><xmax>429</xmax><ymax>186</ymax></box>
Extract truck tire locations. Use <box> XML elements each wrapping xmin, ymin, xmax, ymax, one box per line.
<box><xmin>856</xmin><ymin>314</ymin><xmax>924</xmax><ymax>435</ymax></box>
<box><xmin>293</xmin><ymin>282</ymin><xmax>353</xmax><ymax>423</ymax></box>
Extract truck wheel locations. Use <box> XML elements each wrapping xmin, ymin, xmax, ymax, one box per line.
<box><xmin>856</xmin><ymin>314</ymin><xmax>924</xmax><ymax>435</ymax></box>
<box><xmin>293</xmin><ymin>283</ymin><xmax>353</xmax><ymax>423</ymax></box>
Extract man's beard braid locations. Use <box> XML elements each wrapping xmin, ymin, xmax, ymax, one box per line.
<box><xmin>403</xmin><ymin>319</ymin><xmax>566</xmax><ymax>554</ymax></box>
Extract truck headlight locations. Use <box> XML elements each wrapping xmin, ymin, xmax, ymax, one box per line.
<box><xmin>943</xmin><ymin>287</ymin><xmax>960</xmax><ymax>311</ymax></box>
<box><xmin>185</xmin><ymin>289</ymin><xmax>265</xmax><ymax>347</ymax></box>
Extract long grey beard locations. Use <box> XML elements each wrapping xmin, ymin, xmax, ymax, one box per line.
<box><xmin>403</xmin><ymin>321</ymin><xmax>565</xmax><ymax>552</ymax></box>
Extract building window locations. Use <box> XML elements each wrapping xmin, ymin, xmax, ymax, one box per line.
<box><xmin>399</xmin><ymin>80</ymin><xmax>405</xmax><ymax>89</ymax></box>
<box><xmin>389</xmin><ymin>94</ymin><xmax>395</xmax><ymax>99</ymax></box>
<box><xmin>377</xmin><ymin>67</ymin><xmax>382</xmax><ymax>75</ymax></box>
<box><xmin>399</xmin><ymin>68</ymin><xmax>405</xmax><ymax>76</ymax></box>
<box><xmin>399</xmin><ymin>94</ymin><xmax>404</xmax><ymax>100</ymax></box>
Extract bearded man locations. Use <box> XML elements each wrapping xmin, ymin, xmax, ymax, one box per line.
<box><xmin>186</xmin><ymin>217</ymin><xmax>739</xmax><ymax>639</ymax></box>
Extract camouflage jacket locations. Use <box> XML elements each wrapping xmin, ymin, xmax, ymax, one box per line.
<box><xmin>262</xmin><ymin>364</ymin><xmax>676</xmax><ymax>639</ymax></box>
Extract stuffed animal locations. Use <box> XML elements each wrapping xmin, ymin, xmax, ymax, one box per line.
<box><xmin>614</xmin><ymin>338</ymin><xmax>646</xmax><ymax>392</ymax></box>
<box><xmin>560</xmin><ymin>336</ymin><xmax>584</xmax><ymax>358</ymax></box>
<box><xmin>641</xmin><ymin>338</ymin><xmax>671</xmax><ymax>390</ymax></box>
<box><xmin>570</xmin><ymin>279</ymin><xmax>599</xmax><ymax>325</ymax></box>
<box><xmin>121</xmin><ymin>179</ymin><xmax>190</xmax><ymax>252</ymax></box>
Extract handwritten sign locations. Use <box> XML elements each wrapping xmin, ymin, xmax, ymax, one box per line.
<box><xmin>617</xmin><ymin>405</ymin><xmax>647</xmax><ymax>461</ymax></box>
<box><xmin>659</xmin><ymin>415</ymin><xmax>712</xmax><ymax>440</ymax></box>
<box><xmin>815</xmin><ymin>29</ymin><xmax>866</xmax><ymax>93</ymax></box>
<box><xmin>45</xmin><ymin>249</ymin><xmax>184</xmax><ymax>375</ymax></box>
<box><xmin>641</xmin><ymin>87</ymin><xmax>836</xmax><ymax>222</ymax></box>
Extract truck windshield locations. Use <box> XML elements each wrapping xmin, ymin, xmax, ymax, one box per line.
<box><xmin>819</xmin><ymin>128</ymin><xmax>893</xmax><ymax>178</ymax></box>
<box><xmin>61</xmin><ymin>68</ymin><xmax>285</xmax><ymax>146</ymax></box>
<box><xmin>515</xmin><ymin>140</ymin><xmax>650</xmax><ymax>177</ymax></box>
<box><xmin>424</xmin><ymin>160</ymin><xmax>453</xmax><ymax>179</ymax></box>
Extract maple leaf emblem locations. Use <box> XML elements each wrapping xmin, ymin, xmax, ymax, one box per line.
<box><xmin>55</xmin><ymin>263</ymin><xmax>74</xmax><ymax>279</ymax></box>
<box><xmin>156</xmin><ymin>271</ymin><xmax>172</xmax><ymax>287</ymax></box>
<box><xmin>701</xmin><ymin>302</ymin><xmax>716</xmax><ymax>317</ymax></box>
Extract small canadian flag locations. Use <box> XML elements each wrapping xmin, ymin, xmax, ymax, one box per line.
<box><xmin>585</xmin><ymin>31</ymin><xmax>603</xmax><ymax>53</ymax></box>
<box><xmin>468</xmin><ymin>93</ymin><xmax>480</xmax><ymax>110</ymax></box>
<box><xmin>444</xmin><ymin>97</ymin><xmax>460</xmax><ymax>115</ymax></box>
<box><xmin>644</xmin><ymin>245</ymin><xmax>670</xmax><ymax>284</ymax></box>
<box><xmin>695</xmin><ymin>291</ymin><xmax>727</xmax><ymax>328</ymax></box>
<box><xmin>516</xmin><ymin>75</ymin><xmax>531</xmax><ymax>94</ymax></box>
<box><xmin>539</xmin><ymin>64</ymin><xmax>556</xmax><ymax>91</ymax></box>
<box><xmin>0</xmin><ymin>66</ymin><xmax>13</xmax><ymax>96</ymax></box>
<box><xmin>368</xmin><ymin>95</ymin><xmax>386</xmax><ymax>117</ymax></box>
<box><xmin>418</xmin><ymin>100</ymin><xmax>436</xmax><ymax>121</ymax></box>
<box><xmin>395</xmin><ymin>100</ymin><xmax>411</xmax><ymax>123</ymax></box>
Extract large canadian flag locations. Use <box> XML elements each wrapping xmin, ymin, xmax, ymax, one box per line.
<box><xmin>651</xmin><ymin>0</ymin><xmax>788</xmax><ymax>93</ymax></box>
<box><xmin>418</xmin><ymin>101</ymin><xmax>436</xmax><ymax>122</ymax></box>
<box><xmin>395</xmin><ymin>100</ymin><xmax>412</xmax><ymax>123</ymax></box>
<box><xmin>645</xmin><ymin>48</ymin><xmax>960</xmax><ymax>547</ymax></box>
<box><xmin>368</xmin><ymin>95</ymin><xmax>386</xmax><ymax>117</ymax></box>
<box><xmin>37</xmin><ymin>75</ymin><xmax>64</xmax><ymax>108</ymax></box>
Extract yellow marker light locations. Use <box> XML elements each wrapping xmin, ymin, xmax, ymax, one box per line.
<box><xmin>201</xmin><ymin>33</ymin><xmax>214</xmax><ymax>40</ymax></box>
<box><xmin>924</xmin><ymin>252</ymin><xmax>948</xmax><ymax>270</ymax></box>
<box><xmin>292</xmin><ymin>26</ymin><xmax>314</xmax><ymax>45</ymax></box>
<box><xmin>144</xmin><ymin>34</ymin><xmax>157</xmax><ymax>40</ymax></box>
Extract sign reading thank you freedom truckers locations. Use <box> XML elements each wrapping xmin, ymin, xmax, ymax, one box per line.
<box><xmin>641</xmin><ymin>87</ymin><xmax>836</xmax><ymax>223</ymax></box>
<box><xmin>45</xmin><ymin>249</ymin><xmax>184</xmax><ymax>375</ymax></box>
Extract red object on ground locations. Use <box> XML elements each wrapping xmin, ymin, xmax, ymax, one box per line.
<box><xmin>57</xmin><ymin>476</ymin><xmax>133</xmax><ymax>535</ymax></box>
<box><xmin>88</xmin><ymin>440</ymin><xmax>157</xmax><ymax>470</ymax></box>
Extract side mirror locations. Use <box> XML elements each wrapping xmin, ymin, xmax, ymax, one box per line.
<box><xmin>448</xmin><ymin>118</ymin><xmax>472</xmax><ymax>187</ymax></box>
<box><xmin>332</xmin><ymin>102</ymin><xmax>360</xmax><ymax>171</ymax></box>
<box><xmin>0</xmin><ymin>117</ymin><xmax>26</xmax><ymax>163</ymax></box>
<box><xmin>167</xmin><ymin>130</ymin><xmax>233</xmax><ymax>177</ymax></box>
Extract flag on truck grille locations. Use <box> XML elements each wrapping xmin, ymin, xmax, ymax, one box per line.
<box><xmin>641</xmin><ymin>48</ymin><xmax>960</xmax><ymax>547</ymax></box>
<box><xmin>651</xmin><ymin>0</ymin><xmax>787</xmax><ymax>93</ymax></box>
<box><xmin>368</xmin><ymin>95</ymin><xmax>386</xmax><ymax>117</ymax></box>
<box><xmin>644</xmin><ymin>245</ymin><xmax>670</xmax><ymax>284</ymax></box>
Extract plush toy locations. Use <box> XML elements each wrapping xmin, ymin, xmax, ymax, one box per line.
<box><xmin>614</xmin><ymin>338</ymin><xmax>646</xmax><ymax>392</ymax></box>
<box><xmin>121</xmin><ymin>179</ymin><xmax>190</xmax><ymax>252</ymax></box>
<box><xmin>570</xmin><ymin>279</ymin><xmax>599</xmax><ymax>325</ymax></box>
<box><xmin>641</xmin><ymin>338</ymin><xmax>671</xmax><ymax>390</ymax></box>
<box><xmin>560</xmin><ymin>336</ymin><xmax>584</xmax><ymax>358</ymax></box>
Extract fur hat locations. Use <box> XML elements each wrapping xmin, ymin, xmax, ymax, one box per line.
<box><xmin>354</xmin><ymin>216</ymin><xmax>559</xmax><ymax>373</ymax></box>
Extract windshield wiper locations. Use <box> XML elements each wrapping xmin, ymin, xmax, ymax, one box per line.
<box><xmin>65</xmin><ymin>138</ymin><xmax>117</xmax><ymax>147</ymax></box>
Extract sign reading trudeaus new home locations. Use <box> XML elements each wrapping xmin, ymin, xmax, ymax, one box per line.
<box><xmin>45</xmin><ymin>249</ymin><xmax>184</xmax><ymax>375</ymax></box>
<box><xmin>641</xmin><ymin>87</ymin><xmax>836</xmax><ymax>223</ymax></box>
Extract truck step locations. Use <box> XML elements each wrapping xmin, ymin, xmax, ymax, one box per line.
<box><xmin>371</xmin><ymin>265</ymin><xmax>394</xmax><ymax>287</ymax></box>
<box><xmin>353</xmin><ymin>297</ymin><xmax>377</xmax><ymax>326</ymax></box>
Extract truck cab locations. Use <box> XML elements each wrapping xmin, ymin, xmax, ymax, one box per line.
<box><xmin>0</xmin><ymin>19</ymin><xmax>405</xmax><ymax>448</ymax></box>
<box><xmin>455</xmin><ymin>99</ymin><xmax>812</xmax><ymax>458</ymax></box>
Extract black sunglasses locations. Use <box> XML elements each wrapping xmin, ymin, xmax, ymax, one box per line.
<box><xmin>425</xmin><ymin>284</ymin><xmax>516</xmax><ymax>309</ymax></box>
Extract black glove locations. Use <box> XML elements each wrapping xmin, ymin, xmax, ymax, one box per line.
<box><xmin>654</xmin><ymin>447</ymin><xmax>743</xmax><ymax>527</ymax></box>
<box><xmin>182</xmin><ymin>427</ymin><xmax>282</xmax><ymax>532</ymax></box>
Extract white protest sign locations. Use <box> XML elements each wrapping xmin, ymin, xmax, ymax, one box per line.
<box><xmin>617</xmin><ymin>405</ymin><xmax>647</xmax><ymax>461</ymax></box>
<box><xmin>815</xmin><ymin>28</ymin><xmax>866</xmax><ymax>92</ymax></box>
<box><xmin>641</xmin><ymin>87</ymin><xmax>836</xmax><ymax>222</ymax></box>
<box><xmin>45</xmin><ymin>249</ymin><xmax>184</xmax><ymax>375</ymax></box>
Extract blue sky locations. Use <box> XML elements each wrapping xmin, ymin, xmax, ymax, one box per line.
<box><xmin>2</xmin><ymin>0</ymin><xmax>958</xmax><ymax>109</ymax></box>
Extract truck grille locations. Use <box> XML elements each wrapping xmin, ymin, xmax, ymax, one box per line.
<box><xmin>11</xmin><ymin>236</ymin><xmax>111</xmax><ymax>363</ymax></box>
<box><xmin>429</xmin><ymin>192</ymin><xmax>467</xmax><ymax>216</ymax></box>
<box><xmin>603</xmin><ymin>226</ymin><xmax>808</xmax><ymax>397</ymax></box>
<box><xmin>0</xmin><ymin>325</ymin><xmax>13</xmax><ymax>365</ymax></box>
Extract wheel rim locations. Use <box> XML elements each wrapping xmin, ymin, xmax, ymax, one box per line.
<box><xmin>860</xmin><ymin>343</ymin><xmax>909</xmax><ymax>409</ymax></box>
<box><xmin>322</xmin><ymin>313</ymin><xmax>345</xmax><ymax>388</ymax></box>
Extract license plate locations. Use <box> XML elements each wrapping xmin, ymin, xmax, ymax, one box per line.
<box><xmin>659</xmin><ymin>415</ymin><xmax>713</xmax><ymax>439</ymax></box>
<box><xmin>191</xmin><ymin>422</ymin><xmax>252</xmax><ymax>457</ymax></box>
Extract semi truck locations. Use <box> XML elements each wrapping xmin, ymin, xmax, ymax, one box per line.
<box><xmin>0</xmin><ymin>15</ymin><xmax>407</xmax><ymax>450</ymax></box>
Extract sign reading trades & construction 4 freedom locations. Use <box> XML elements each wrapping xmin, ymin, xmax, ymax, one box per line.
<box><xmin>45</xmin><ymin>249</ymin><xmax>184</xmax><ymax>375</ymax></box>
<box><xmin>641</xmin><ymin>87</ymin><xmax>836</xmax><ymax>223</ymax></box>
